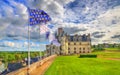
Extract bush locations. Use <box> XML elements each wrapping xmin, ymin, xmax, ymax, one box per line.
<box><xmin>79</xmin><ymin>54</ymin><xmax>97</xmax><ymax>58</ymax></box>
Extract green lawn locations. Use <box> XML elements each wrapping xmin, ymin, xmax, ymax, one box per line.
<box><xmin>105</xmin><ymin>48</ymin><xmax>120</xmax><ymax>50</ymax></box>
<box><xmin>44</xmin><ymin>55</ymin><xmax>120</xmax><ymax>75</ymax></box>
<box><xmin>92</xmin><ymin>51</ymin><xmax>120</xmax><ymax>58</ymax></box>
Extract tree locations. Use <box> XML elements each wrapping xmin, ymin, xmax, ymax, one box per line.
<box><xmin>8</xmin><ymin>54</ymin><xmax>15</xmax><ymax>62</ymax></box>
<box><xmin>118</xmin><ymin>44</ymin><xmax>120</xmax><ymax>49</ymax></box>
<box><xmin>15</xmin><ymin>53</ymin><xmax>22</xmax><ymax>62</ymax></box>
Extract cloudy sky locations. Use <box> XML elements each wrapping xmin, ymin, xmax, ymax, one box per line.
<box><xmin>0</xmin><ymin>0</ymin><xmax>120</xmax><ymax>51</ymax></box>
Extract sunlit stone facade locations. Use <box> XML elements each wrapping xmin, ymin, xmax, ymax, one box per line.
<box><xmin>46</xmin><ymin>28</ymin><xmax>91</xmax><ymax>55</ymax></box>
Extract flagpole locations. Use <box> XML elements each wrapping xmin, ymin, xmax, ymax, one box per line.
<box><xmin>27</xmin><ymin>8</ymin><xmax>51</xmax><ymax>75</ymax></box>
<box><xmin>39</xmin><ymin>25</ymin><xmax>41</xmax><ymax>60</ymax></box>
<box><xmin>27</xmin><ymin>18</ymin><xmax>30</xmax><ymax>75</ymax></box>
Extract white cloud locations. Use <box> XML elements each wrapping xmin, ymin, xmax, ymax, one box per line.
<box><xmin>2</xmin><ymin>41</ymin><xmax>15</xmax><ymax>47</ymax></box>
<box><xmin>0</xmin><ymin>0</ymin><xmax>75</xmax><ymax>41</ymax></box>
<box><xmin>54</xmin><ymin>5</ymin><xmax>120</xmax><ymax>44</ymax></box>
<box><xmin>0</xmin><ymin>0</ymin><xmax>120</xmax><ymax>47</ymax></box>
<box><xmin>88</xmin><ymin>6</ymin><xmax>120</xmax><ymax>44</ymax></box>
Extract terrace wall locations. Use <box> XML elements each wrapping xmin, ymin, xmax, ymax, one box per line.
<box><xmin>7</xmin><ymin>55</ymin><xmax>57</xmax><ymax>75</ymax></box>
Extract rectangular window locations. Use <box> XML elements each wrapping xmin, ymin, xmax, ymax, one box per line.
<box><xmin>79</xmin><ymin>51</ymin><xmax>81</xmax><ymax>53</ymax></box>
<box><xmin>74</xmin><ymin>50</ymin><xmax>76</xmax><ymax>53</ymax></box>
<box><xmin>74</xmin><ymin>43</ymin><xmax>76</xmax><ymax>45</ymax></box>
<box><xmin>77</xmin><ymin>39</ymin><xmax>79</xmax><ymax>41</ymax></box>
<box><xmin>83</xmin><ymin>51</ymin><xmax>85</xmax><ymax>53</ymax></box>
<box><xmin>79</xmin><ymin>48</ymin><xmax>81</xmax><ymax>50</ymax></box>
<box><xmin>74</xmin><ymin>47</ymin><xmax>76</xmax><ymax>50</ymax></box>
<box><xmin>68</xmin><ymin>51</ymin><xmax>70</xmax><ymax>53</ymax></box>
<box><xmin>68</xmin><ymin>43</ymin><xmax>70</xmax><ymax>45</ymax></box>
<box><xmin>68</xmin><ymin>48</ymin><xmax>70</xmax><ymax>50</ymax></box>
<box><xmin>79</xmin><ymin>43</ymin><xmax>81</xmax><ymax>45</ymax></box>
<box><xmin>46</xmin><ymin>45</ymin><xmax>49</xmax><ymax>47</ymax></box>
<box><xmin>83</xmin><ymin>48</ymin><xmax>85</xmax><ymax>50</ymax></box>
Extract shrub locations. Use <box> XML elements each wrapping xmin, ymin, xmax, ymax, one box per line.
<box><xmin>79</xmin><ymin>54</ymin><xmax>97</xmax><ymax>58</ymax></box>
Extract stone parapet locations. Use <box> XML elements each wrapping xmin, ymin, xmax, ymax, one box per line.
<box><xmin>7</xmin><ymin>55</ymin><xmax>57</xmax><ymax>75</ymax></box>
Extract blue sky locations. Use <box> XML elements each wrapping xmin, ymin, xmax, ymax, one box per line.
<box><xmin>0</xmin><ymin>0</ymin><xmax>120</xmax><ymax>51</ymax></box>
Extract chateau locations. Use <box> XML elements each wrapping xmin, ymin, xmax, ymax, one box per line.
<box><xmin>46</xmin><ymin>28</ymin><xmax>91</xmax><ymax>55</ymax></box>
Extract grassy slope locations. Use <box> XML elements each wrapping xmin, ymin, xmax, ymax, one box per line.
<box><xmin>44</xmin><ymin>55</ymin><xmax>120</xmax><ymax>75</ymax></box>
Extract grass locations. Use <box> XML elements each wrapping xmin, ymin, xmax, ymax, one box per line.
<box><xmin>44</xmin><ymin>55</ymin><xmax>120</xmax><ymax>75</ymax></box>
<box><xmin>105</xmin><ymin>48</ymin><xmax>120</xmax><ymax>50</ymax></box>
<box><xmin>92</xmin><ymin>51</ymin><xmax>120</xmax><ymax>58</ymax></box>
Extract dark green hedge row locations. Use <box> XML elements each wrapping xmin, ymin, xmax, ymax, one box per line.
<box><xmin>79</xmin><ymin>54</ymin><xmax>97</xmax><ymax>58</ymax></box>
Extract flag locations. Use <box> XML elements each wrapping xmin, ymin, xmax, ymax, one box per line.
<box><xmin>38</xmin><ymin>24</ymin><xmax>54</xmax><ymax>39</ymax></box>
<box><xmin>48</xmin><ymin>32</ymin><xmax>55</xmax><ymax>42</ymax></box>
<box><xmin>28</xmin><ymin>8</ymin><xmax>51</xmax><ymax>25</ymax></box>
<box><xmin>48</xmin><ymin>24</ymin><xmax>54</xmax><ymax>29</ymax></box>
<box><xmin>52</xmin><ymin>39</ymin><xmax>61</xmax><ymax>46</ymax></box>
<box><xmin>40</xmin><ymin>24</ymin><xmax>50</xmax><ymax>34</ymax></box>
<box><xmin>48</xmin><ymin>32</ymin><xmax>61</xmax><ymax>46</ymax></box>
<box><xmin>46</xmin><ymin>31</ymin><xmax>50</xmax><ymax>39</ymax></box>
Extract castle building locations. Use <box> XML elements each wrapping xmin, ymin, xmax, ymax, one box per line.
<box><xmin>46</xmin><ymin>28</ymin><xmax>91</xmax><ymax>55</ymax></box>
<box><xmin>46</xmin><ymin>43</ymin><xmax>60</xmax><ymax>56</ymax></box>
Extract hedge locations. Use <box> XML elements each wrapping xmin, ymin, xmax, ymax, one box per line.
<box><xmin>79</xmin><ymin>54</ymin><xmax>97</xmax><ymax>58</ymax></box>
